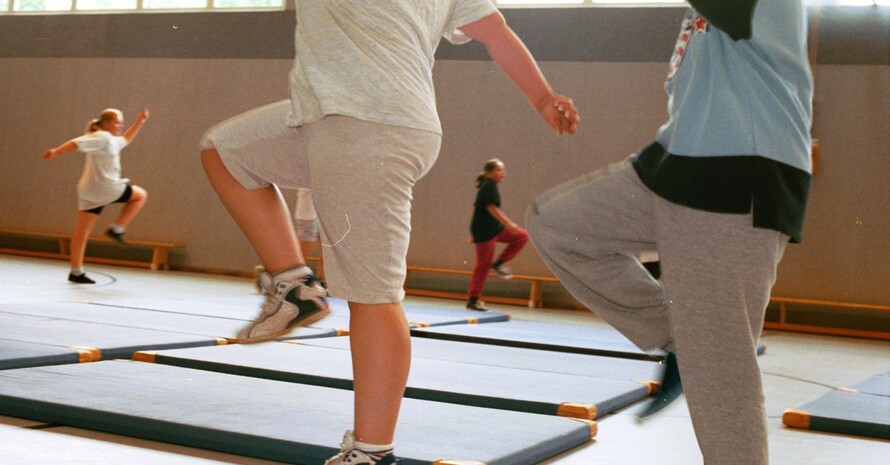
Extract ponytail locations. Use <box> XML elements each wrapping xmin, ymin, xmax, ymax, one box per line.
<box><xmin>85</xmin><ymin>119</ymin><xmax>102</xmax><ymax>134</ymax></box>
<box><xmin>475</xmin><ymin>158</ymin><xmax>503</xmax><ymax>188</ymax></box>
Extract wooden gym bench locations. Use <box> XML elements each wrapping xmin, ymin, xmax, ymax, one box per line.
<box><xmin>404</xmin><ymin>265</ymin><xmax>560</xmax><ymax>308</ymax></box>
<box><xmin>0</xmin><ymin>228</ymin><xmax>185</xmax><ymax>271</ymax></box>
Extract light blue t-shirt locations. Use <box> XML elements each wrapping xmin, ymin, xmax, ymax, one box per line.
<box><xmin>655</xmin><ymin>0</ymin><xmax>814</xmax><ymax>173</ymax></box>
<box><xmin>633</xmin><ymin>0</ymin><xmax>814</xmax><ymax>242</ymax></box>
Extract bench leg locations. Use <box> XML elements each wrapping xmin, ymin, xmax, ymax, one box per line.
<box><xmin>59</xmin><ymin>238</ymin><xmax>71</xmax><ymax>256</ymax></box>
<box><xmin>151</xmin><ymin>247</ymin><xmax>169</xmax><ymax>271</ymax></box>
<box><xmin>529</xmin><ymin>280</ymin><xmax>543</xmax><ymax>308</ymax></box>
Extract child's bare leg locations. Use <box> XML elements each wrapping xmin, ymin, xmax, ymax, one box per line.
<box><xmin>114</xmin><ymin>185</ymin><xmax>147</xmax><ymax>227</ymax></box>
<box><xmin>70</xmin><ymin>211</ymin><xmax>99</xmax><ymax>269</ymax></box>
<box><xmin>348</xmin><ymin>301</ymin><xmax>411</xmax><ymax>445</ymax></box>
<box><xmin>201</xmin><ymin>148</ymin><xmax>304</xmax><ymax>274</ymax></box>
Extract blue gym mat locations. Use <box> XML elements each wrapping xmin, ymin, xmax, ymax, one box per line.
<box><xmin>301</xmin><ymin>335</ymin><xmax>659</xmax><ymax>384</ymax></box>
<box><xmin>783</xmin><ymin>373</ymin><xmax>890</xmax><ymax>440</ymax></box>
<box><xmin>135</xmin><ymin>338</ymin><xmax>654</xmax><ymax>419</ymax></box>
<box><xmin>0</xmin><ymin>422</ymin><xmax>262</xmax><ymax>464</ymax></box>
<box><xmin>0</xmin><ymin>339</ymin><xmax>85</xmax><ymax>370</ymax></box>
<box><xmin>90</xmin><ymin>297</ymin><xmax>507</xmax><ymax>334</ymax></box>
<box><xmin>411</xmin><ymin>320</ymin><xmax>658</xmax><ymax>360</ymax></box>
<box><xmin>0</xmin><ymin>361</ymin><xmax>594</xmax><ymax>465</ymax></box>
<box><xmin>0</xmin><ymin>312</ymin><xmax>225</xmax><ymax>364</ymax></box>
<box><xmin>411</xmin><ymin>320</ymin><xmax>765</xmax><ymax>361</ymax></box>
<box><xmin>0</xmin><ymin>302</ymin><xmax>335</xmax><ymax>342</ymax></box>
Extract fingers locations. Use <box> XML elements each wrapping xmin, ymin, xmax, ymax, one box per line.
<box><xmin>552</xmin><ymin>96</ymin><xmax>580</xmax><ymax>135</ymax></box>
<box><xmin>538</xmin><ymin>94</ymin><xmax>579</xmax><ymax>135</ymax></box>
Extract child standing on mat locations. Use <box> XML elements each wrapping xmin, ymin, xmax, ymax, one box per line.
<box><xmin>199</xmin><ymin>2</ymin><xmax>579</xmax><ymax>464</ymax></box>
<box><xmin>43</xmin><ymin>108</ymin><xmax>150</xmax><ymax>284</ymax></box>
<box><xmin>526</xmin><ymin>1</ymin><xmax>812</xmax><ymax>464</ymax></box>
<box><xmin>466</xmin><ymin>159</ymin><xmax>529</xmax><ymax>311</ymax></box>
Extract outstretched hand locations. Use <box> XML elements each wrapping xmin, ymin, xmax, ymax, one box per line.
<box><xmin>42</xmin><ymin>148</ymin><xmax>55</xmax><ymax>160</ymax></box>
<box><xmin>137</xmin><ymin>108</ymin><xmax>150</xmax><ymax>123</ymax></box>
<box><xmin>537</xmin><ymin>94</ymin><xmax>580</xmax><ymax>135</ymax></box>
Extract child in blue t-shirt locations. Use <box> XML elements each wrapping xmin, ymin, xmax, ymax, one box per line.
<box><xmin>527</xmin><ymin>2</ymin><xmax>812</xmax><ymax>464</ymax></box>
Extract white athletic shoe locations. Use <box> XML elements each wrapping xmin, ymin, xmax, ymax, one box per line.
<box><xmin>492</xmin><ymin>263</ymin><xmax>514</xmax><ymax>280</ymax></box>
<box><xmin>324</xmin><ymin>430</ymin><xmax>400</xmax><ymax>465</ymax></box>
<box><xmin>236</xmin><ymin>269</ymin><xmax>329</xmax><ymax>343</ymax></box>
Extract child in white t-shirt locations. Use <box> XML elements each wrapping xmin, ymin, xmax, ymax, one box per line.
<box><xmin>200</xmin><ymin>2</ymin><xmax>579</xmax><ymax>463</ymax></box>
<box><xmin>43</xmin><ymin>108</ymin><xmax>150</xmax><ymax>284</ymax></box>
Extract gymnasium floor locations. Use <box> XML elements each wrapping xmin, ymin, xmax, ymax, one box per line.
<box><xmin>0</xmin><ymin>255</ymin><xmax>887</xmax><ymax>464</ymax></box>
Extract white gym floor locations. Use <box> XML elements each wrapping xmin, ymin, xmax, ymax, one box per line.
<box><xmin>0</xmin><ymin>255</ymin><xmax>887</xmax><ymax>464</ymax></box>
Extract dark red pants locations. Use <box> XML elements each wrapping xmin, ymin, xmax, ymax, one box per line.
<box><xmin>468</xmin><ymin>227</ymin><xmax>529</xmax><ymax>298</ymax></box>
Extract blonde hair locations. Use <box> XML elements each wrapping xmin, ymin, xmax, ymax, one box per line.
<box><xmin>85</xmin><ymin>108</ymin><xmax>123</xmax><ymax>134</ymax></box>
<box><xmin>475</xmin><ymin>158</ymin><xmax>503</xmax><ymax>188</ymax></box>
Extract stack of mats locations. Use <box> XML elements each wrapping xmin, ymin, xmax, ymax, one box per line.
<box><xmin>0</xmin><ymin>297</ymin><xmax>665</xmax><ymax>464</ymax></box>
<box><xmin>783</xmin><ymin>371</ymin><xmax>890</xmax><ymax>440</ymax></box>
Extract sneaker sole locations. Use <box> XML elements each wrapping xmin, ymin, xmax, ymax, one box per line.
<box><xmin>236</xmin><ymin>305</ymin><xmax>331</xmax><ymax>344</ymax></box>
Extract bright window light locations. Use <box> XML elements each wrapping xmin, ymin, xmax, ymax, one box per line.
<box><xmin>14</xmin><ymin>0</ymin><xmax>71</xmax><ymax>11</ymax></box>
<box><xmin>77</xmin><ymin>0</ymin><xmax>135</xmax><ymax>10</ymax></box>
<box><xmin>497</xmin><ymin>0</ymin><xmax>584</xmax><ymax>4</ymax></box>
<box><xmin>143</xmin><ymin>0</ymin><xmax>206</xmax><ymax>9</ymax></box>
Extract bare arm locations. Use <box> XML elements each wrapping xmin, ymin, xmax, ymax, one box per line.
<box><xmin>42</xmin><ymin>140</ymin><xmax>78</xmax><ymax>160</ymax></box>
<box><xmin>122</xmin><ymin>108</ymin><xmax>150</xmax><ymax>144</ymax></box>
<box><xmin>487</xmin><ymin>204</ymin><xmax>519</xmax><ymax>232</ymax></box>
<box><xmin>458</xmin><ymin>12</ymin><xmax>579</xmax><ymax>135</ymax></box>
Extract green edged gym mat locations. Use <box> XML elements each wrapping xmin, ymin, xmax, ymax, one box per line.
<box><xmin>0</xmin><ymin>301</ymin><xmax>336</xmax><ymax>340</ymax></box>
<box><xmin>134</xmin><ymin>338</ymin><xmax>656</xmax><ymax>420</ymax></box>
<box><xmin>411</xmin><ymin>320</ymin><xmax>658</xmax><ymax>361</ymax></box>
<box><xmin>411</xmin><ymin>320</ymin><xmax>765</xmax><ymax>361</ymax></box>
<box><xmin>0</xmin><ymin>422</ymin><xmax>264</xmax><ymax>465</ymax></box>
<box><xmin>0</xmin><ymin>361</ymin><xmax>595</xmax><ymax>465</ymax></box>
<box><xmin>90</xmin><ymin>297</ymin><xmax>509</xmax><ymax>333</ymax></box>
<box><xmin>0</xmin><ymin>302</ymin><xmax>337</xmax><ymax>369</ymax></box>
<box><xmin>783</xmin><ymin>372</ymin><xmax>890</xmax><ymax>440</ymax></box>
<box><xmin>0</xmin><ymin>311</ymin><xmax>226</xmax><ymax>367</ymax></box>
<box><xmin>301</xmin><ymin>335</ymin><xmax>659</xmax><ymax>385</ymax></box>
<box><xmin>0</xmin><ymin>339</ymin><xmax>86</xmax><ymax>370</ymax></box>
<box><xmin>210</xmin><ymin>295</ymin><xmax>510</xmax><ymax>329</ymax></box>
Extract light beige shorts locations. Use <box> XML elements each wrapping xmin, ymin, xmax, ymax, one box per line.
<box><xmin>201</xmin><ymin>100</ymin><xmax>442</xmax><ymax>303</ymax></box>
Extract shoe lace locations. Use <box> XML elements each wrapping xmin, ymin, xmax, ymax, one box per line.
<box><xmin>256</xmin><ymin>280</ymin><xmax>290</xmax><ymax>319</ymax></box>
<box><xmin>325</xmin><ymin>431</ymin><xmax>369</xmax><ymax>465</ymax></box>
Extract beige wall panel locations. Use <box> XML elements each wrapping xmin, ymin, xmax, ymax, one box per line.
<box><xmin>0</xmin><ymin>57</ymin><xmax>886</xmax><ymax>305</ymax></box>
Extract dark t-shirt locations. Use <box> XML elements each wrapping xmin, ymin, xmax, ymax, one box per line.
<box><xmin>470</xmin><ymin>179</ymin><xmax>504</xmax><ymax>243</ymax></box>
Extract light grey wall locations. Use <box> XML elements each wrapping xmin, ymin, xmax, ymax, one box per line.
<box><xmin>0</xmin><ymin>7</ymin><xmax>887</xmax><ymax>305</ymax></box>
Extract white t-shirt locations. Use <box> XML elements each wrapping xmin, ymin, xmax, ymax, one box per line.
<box><xmin>72</xmin><ymin>131</ymin><xmax>129</xmax><ymax>210</ymax></box>
<box><xmin>287</xmin><ymin>0</ymin><xmax>498</xmax><ymax>135</ymax></box>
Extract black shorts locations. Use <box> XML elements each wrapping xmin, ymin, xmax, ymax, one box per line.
<box><xmin>82</xmin><ymin>183</ymin><xmax>133</xmax><ymax>215</ymax></box>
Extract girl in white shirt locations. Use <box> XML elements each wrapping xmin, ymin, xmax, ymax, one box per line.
<box><xmin>43</xmin><ymin>108</ymin><xmax>150</xmax><ymax>284</ymax></box>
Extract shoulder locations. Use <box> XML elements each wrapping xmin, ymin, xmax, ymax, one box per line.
<box><xmin>688</xmin><ymin>0</ymin><xmax>759</xmax><ymax>41</ymax></box>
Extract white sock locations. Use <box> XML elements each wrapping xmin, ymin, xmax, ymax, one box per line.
<box><xmin>354</xmin><ymin>440</ymin><xmax>394</xmax><ymax>459</ymax></box>
<box><xmin>110</xmin><ymin>223</ymin><xmax>125</xmax><ymax>234</ymax></box>
<box><xmin>272</xmin><ymin>265</ymin><xmax>313</xmax><ymax>285</ymax></box>
<box><xmin>71</xmin><ymin>267</ymin><xmax>85</xmax><ymax>275</ymax></box>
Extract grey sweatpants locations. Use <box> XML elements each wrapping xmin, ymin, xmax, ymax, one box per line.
<box><xmin>526</xmin><ymin>160</ymin><xmax>788</xmax><ymax>465</ymax></box>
